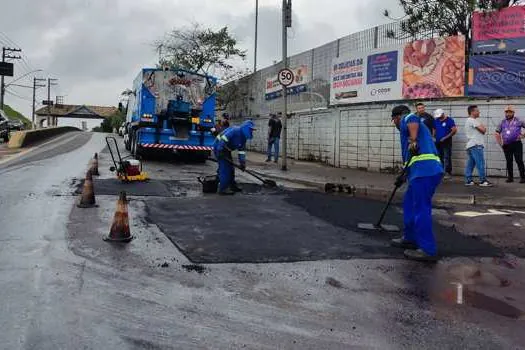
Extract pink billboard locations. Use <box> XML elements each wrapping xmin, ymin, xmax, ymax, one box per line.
<box><xmin>472</xmin><ymin>6</ymin><xmax>525</xmax><ymax>52</ymax></box>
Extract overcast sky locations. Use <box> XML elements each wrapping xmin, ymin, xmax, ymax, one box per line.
<box><xmin>0</xmin><ymin>0</ymin><xmax>400</xmax><ymax>117</ymax></box>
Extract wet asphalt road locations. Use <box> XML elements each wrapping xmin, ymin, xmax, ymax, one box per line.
<box><xmin>0</xmin><ymin>132</ymin><xmax>524</xmax><ymax>349</ymax></box>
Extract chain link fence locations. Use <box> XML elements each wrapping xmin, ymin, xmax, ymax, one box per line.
<box><xmin>224</xmin><ymin>21</ymin><xmax>434</xmax><ymax>119</ymax></box>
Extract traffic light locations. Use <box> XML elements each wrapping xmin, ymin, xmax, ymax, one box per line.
<box><xmin>285</xmin><ymin>0</ymin><xmax>292</xmax><ymax>28</ymax></box>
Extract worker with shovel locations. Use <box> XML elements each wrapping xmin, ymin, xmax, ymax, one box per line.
<box><xmin>391</xmin><ymin>105</ymin><xmax>443</xmax><ymax>262</ymax></box>
<box><xmin>213</xmin><ymin>120</ymin><xmax>256</xmax><ymax>195</ymax></box>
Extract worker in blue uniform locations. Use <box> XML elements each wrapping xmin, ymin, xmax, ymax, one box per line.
<box><xmin>213</xmin><ymin>120</ymin><xmax>256</xmax><ymax>195</ymax></box>
<box><xmin>391</xmin><ymin>105</ymin><xmax>444</xmax><ymax>261</ymax></box>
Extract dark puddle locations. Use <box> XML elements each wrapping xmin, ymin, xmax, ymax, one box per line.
<box><xmin>464</xmin><ymin>290</ymin><xmax>524</xmax><ymax>319</ymax></box>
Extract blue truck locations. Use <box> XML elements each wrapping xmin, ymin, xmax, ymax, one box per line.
<box><xmin>124</xmin><ymin>68</ymin><xmax>217</xmax><ymax>161</ymax></box>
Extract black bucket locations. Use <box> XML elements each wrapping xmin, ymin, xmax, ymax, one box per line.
<box><xmin>197</xmin><ymin>175</ymin><xmax>218</xmax><ymax>193</ymax></box>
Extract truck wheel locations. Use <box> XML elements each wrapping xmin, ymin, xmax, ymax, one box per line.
<box><xmin>131</xmin><ymin>131</ymin><xmax>137</xmax><ymax>157</ymax></box>
<box><xmin>131</xmin><ymin>131</ymin><xmax>146</xmax><ymax>159</ymax></box>
<box><xmin>124</xmin><ymin>136</ymin><xmax>130</xmax><ymax>151</ymax></box>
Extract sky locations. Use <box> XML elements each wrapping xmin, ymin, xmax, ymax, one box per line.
<box><xmin>0</xmin><ymin>0</ymin><xmax>400</xmax><ymax>118</ymax></box>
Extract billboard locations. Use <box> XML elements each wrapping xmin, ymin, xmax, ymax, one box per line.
<box><xmin>472</xmin><ymin>6</ymin><xmax>525</xmax><ymax>53</ymax></box>
<box><xmin>468</xmin><ymin>54</ymin><xmax>525</xmax><ymax>97</ymax></box>
<box><xmin>403</xmin><ymin>36</ymin><xmax>466</xmax><ymax>99</ymax></box>
<box><xmin>330</xmin><ymin>36</ymin><xmax>465</xmax><ymax>105</ymax></box>
<box><xmin>330</xmin><ymin>47</ymin><xmax>403</xmax><ymax>105</ymax></box>
<box><xmin>0</xmin><ymin>62</ymin><xmax>13</xmax><ymax>77</ymax></box>
<box><xmin>265</xmin><ymin>65</ymin><xmax>308</xmax><ymax>101</ymax></box>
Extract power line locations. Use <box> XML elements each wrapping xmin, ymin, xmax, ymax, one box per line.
<box><xmin>5</xmin><ymin>90</ymin><xmax>32</xmax><ymax>102</ymax></box>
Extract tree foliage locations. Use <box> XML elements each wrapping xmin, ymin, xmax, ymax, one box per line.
<box><xmin>155</xmin><ymin>24</ymin><xmax>247</xmax><ymax>76</ymax></box>
<box><xmin>384</xmin><ymin>0</ymin><xmax>523</xmax><ymax>40</ymax></box>
<box><xmin>216</xmin><ymin>67</ymin><xmax>252</xmax><ymax>109</ymax></box>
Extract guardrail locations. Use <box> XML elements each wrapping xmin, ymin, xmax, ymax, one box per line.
<box><xmin>8</xmin><ymin>126</ymin><xmax>80</xmax><ymax>148</ymax></box>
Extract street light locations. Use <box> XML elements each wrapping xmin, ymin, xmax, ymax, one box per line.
<box><xmin>254</xmin><ymin>0</ymin><xmax>258</xmax><ymax>73</ymax></box>
<box><xmin>5</xmin><ymin>69</ymin><xmax>43</xmax><ymax>88</ymax></box>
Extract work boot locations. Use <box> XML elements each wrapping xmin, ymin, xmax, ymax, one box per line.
<box><xmin>403</xmin><ymin>249</ymin><xmax>438</xmax><ymax>262</ymax></box>
<box><xmin>390</xmin><ymin>237</ymin><xmax>417</xmax><ymax>250</ymax></box>
<box><xmin>230</xmin><ymin>184</ymin><xmax>242</xmax><ymax>192</ymax></box>
<box><xmin>265</xmin><ymin>158</ymin><xmax>271</xmax><ymax>162</ymax></box>
<box><xmin>506</xmin><ymin>178</ymin><xmax>514</xmax><ymax>183</ymax></box>
<box><xmin>218</xmin><ymin>189</ymin><xmax>235</xmax><ymax>196</ymax></box>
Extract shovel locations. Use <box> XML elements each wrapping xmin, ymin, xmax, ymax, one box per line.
<box><xmin>357</xmin><ymin>158</ymin><xmax>412</xmax><ymax>233</ymax></box>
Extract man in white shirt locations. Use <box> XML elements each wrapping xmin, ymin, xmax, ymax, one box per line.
<box><xmin>465</xmin><ymin>105</ymin><xmax>492</xmax><ymax>187</ymax></box>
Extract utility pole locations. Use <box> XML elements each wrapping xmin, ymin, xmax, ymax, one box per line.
<box><xmin>47</xmin><ymin>78</ymin><xmax>58</xmax><ymax>127</ymax></box>
<box><xmin>32</xmin><ymin>77</ymin><xmax>46</xmax><ymax>130</ymax></box>
<box><xmin>254</xmin><ymin>0</ymin><xmax>259</xmax><ymax>72</ymax></box>
<box><xmin>282</xmin><ymin>0</ymin><xmax>292</xmax><ymax>171</ymax></box>
<box><xmin>0</xmin><ymin>47</ymin><xmax>22</xmax><ymax>110</ymax></box>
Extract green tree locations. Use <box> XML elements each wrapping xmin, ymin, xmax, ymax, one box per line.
<box><xmin>155</xmin><ymin>23</ymin><xmax>247</xmax><ymax>76</ymax></box>
<box><xmin>384</xmin><ymin>0</ymin><xmax>523</xmax><ymax>42</ymax></box>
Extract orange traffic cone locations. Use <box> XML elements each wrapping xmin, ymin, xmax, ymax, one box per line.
<box><xmin>90</xmin><ymin>153</ymin><xmax>100</xmax><ymax>176</ymax></box>
<box><xmin>104</xmin><ymin>191</ymin><xmax>133</xmax><ymax>243</ymax></box>
<box><xmin>77</xmin><ymin>169</ymin><xmax>97</xmax><ymax>208</ymax></box>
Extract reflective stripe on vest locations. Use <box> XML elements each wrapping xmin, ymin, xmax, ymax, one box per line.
<box><xmin>406</xmin><ymin>154</ymin><xmax>441</xmax><ymax>167</ymax></box>
<box><xmin>238</xmin><ymin>151</ymin><xmax>246</xmax><ymax>155</ymax></box>
<box><xmin>216</xmin><ymin>135</ymin><xmax>229</xmax><ymax>142</ymax></box>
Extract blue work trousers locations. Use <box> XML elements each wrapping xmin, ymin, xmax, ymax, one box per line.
<box><xmin>267</xmin><ymin>137</ymin><xmax>280</xmax><ymax>161</ymax></box>
<box><xmin>403</xmin><ymin>174</ymin><xmax>442</xmax><ymax>256</ymax></box>
<box><xmin>215</xmin><ymin>151</ymin><xmax>235</xmax><ymax>192</ymax></box>
<box><xmin>465</xmin><ymin>145</ymin><xmax>487</xmax><ymax>183</ymax></box>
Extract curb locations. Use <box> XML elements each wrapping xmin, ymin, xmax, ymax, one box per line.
<box><xmin>256</xmin><ymin>170</ymin><xmax>525</xmax><ymax>208</ymax></box>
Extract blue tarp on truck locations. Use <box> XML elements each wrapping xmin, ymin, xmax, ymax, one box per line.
<box><xmin>124</xmin><ymin>68</ymin><xmax>217</xmax><ymax>159</ymax></box>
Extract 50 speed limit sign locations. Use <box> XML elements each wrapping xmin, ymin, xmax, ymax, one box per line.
<box><xmin>278</xmin><ymin>68</ymin><xmax>294</xmax><ymax>87</ymax></box>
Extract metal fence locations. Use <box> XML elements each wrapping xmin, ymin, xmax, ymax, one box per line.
<box><xmin>225</xmin><ymin>21</ymin><xmax>434</xmax><ymax>118</ymax></box>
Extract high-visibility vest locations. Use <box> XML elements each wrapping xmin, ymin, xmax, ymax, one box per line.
<box><xmin>404</xmin><ymin>153</ymin><xmax>441</xmax><ymax>167</ymax></box>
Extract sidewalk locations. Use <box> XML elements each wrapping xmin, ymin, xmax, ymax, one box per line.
<box><xmin>247</xmin><ymin>152</ymin><xmax>525</xmax><ymax>208</ymax></box>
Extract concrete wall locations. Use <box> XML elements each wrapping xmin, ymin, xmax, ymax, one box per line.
<box><xmin>245</xmin><ymin>98</ymin><xmax>525</xmax><ymax>178</ymax></box>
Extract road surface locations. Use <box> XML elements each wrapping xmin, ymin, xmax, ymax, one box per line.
<box><xmin>0</xmin><ymin>132</ymin><xmax>523</xmax><ymax>349</ymax></box>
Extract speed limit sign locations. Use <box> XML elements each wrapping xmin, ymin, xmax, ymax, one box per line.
<box><xmin>278</xmin><ymin>68</ymin><xmax>294</xmax><ymax>87</ymax></box>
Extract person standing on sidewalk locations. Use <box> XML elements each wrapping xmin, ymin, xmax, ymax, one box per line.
<box><xmin>390</xmin><ymin>105</ymin><xmax>443</xmax><ymax>262</ymax></box>
<box><xmin>416</xmin><ymin>103</ymin><xmax>435</xmax><ymax>137</ymax></box>
<box><xmin>266</xmin><ymin>113</ymin><xmax>282</xmax><ymax>163</ymax></box>
<box><xmin>494</xmin><ymin>105</ymin><xmax>525</xmax><ymax>183</ymax></box>
<box><xmin>465</xmin><ymin>105</ymin><xmax>492</xmax><ymax>187</ymax></box>
<box><xmin>433</xmin><ymin>109</ymin><xmax>457</xmax><ymax>179</ymax></box>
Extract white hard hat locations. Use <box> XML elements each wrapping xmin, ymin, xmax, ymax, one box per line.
<box><xmin>434</xmin><ymin>108</ymin><xmax>445</xmax><ymax>119</ymax></box>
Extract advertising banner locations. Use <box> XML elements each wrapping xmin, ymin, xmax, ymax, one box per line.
<box><xmin>468</xmin><ymin>54</ymin><xmax>525</xmax><ymax>97</ymax></box>
<box><xmin>403</xmin><ymin>36</ymin><xmax>466</xmax><ymax>99</ymax></box>
<box><xmin>472</xmin><ymin>6</ymin><xmax>525</xmax><ymax>53</ymax></box>
<box><xmin>265</xmin><ymin>65</ymin><xmax>308</xmax><ymax>101</ymax></box>
<box><xmin>330</xmin><ymin>47</ymin><xmax>403</xmax><ymax>105</ymax></box>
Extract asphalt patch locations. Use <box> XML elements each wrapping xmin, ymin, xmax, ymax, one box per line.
<box><xmin>145</xmin><ymin>190</ymin><xmax>502</xmax><ymax>264</ymax></box>
<box><xmin>145</xmin><ymin>194</ymin><xmax>412</xmax><ymax>264</ymax></box>
<box><xmin>75</xmin><ymin>178</ymin><xmax>174</xmax><ymax>197</ymax></box>
<box><xmin>285</xmin><ymin>191</ymin><xmax>502</xmax><ymax>258</ymax></box>
<box><xmin>74</xmin><ymin>178</ymin><xmax>276</xmax><ymax>198</ymax></box>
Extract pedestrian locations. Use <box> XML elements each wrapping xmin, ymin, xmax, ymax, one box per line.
<box><xmin>415</xmin><ymin>102</ymin><xmax>435</xmax><ymax>137</ymax></box>
<box><xmin>465</xmin><ymin>105</ymin><xmax>492</xmax><ymax>187</ymax></box>
<box><xmin>390</xmin><ymin>105</ymin><xmax>443</xmax><ymax>262</ymax></box>
<box><xmin>495</xmin><ymin>105</ymin><xmax>525</xmax><ymax>183</ymax></box>
<box><xmin>266</xmin><ymin>113</ymin><xmax>282</xmax><ymax>163</ymax></box>
<box><xmin>222</xmin><ymin>113</ymin><xmax>231</xmax><ymax>129</ymax></box>
<box><xmin>433</xmin><ymin>109</ymin><xmax>457</xmax><ymax>179</ymax></box>
<box><xmin>213</xmin><ymin>120</ymin><xmax>256</xmax><ymax>195</ymax></box>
